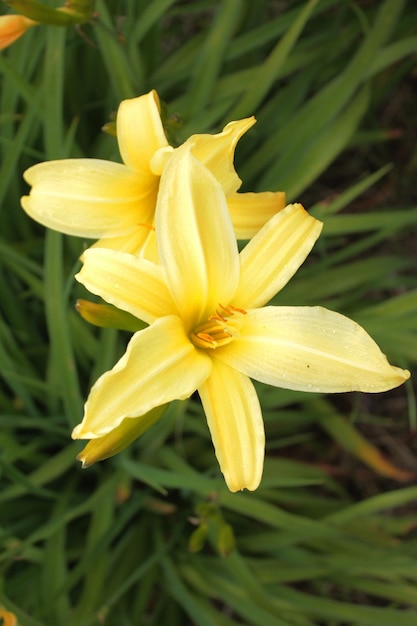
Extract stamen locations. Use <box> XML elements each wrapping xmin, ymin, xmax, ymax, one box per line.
<box><xmin>193</xmin><ymin>333</ymin><xmax>218</xmax><ymax>349</ymax></box>
<box><xmin>190</xmin><ymin>303</ymin><xmax>247</xmax><ymax>350</ymax></box>
<box><xmin>228</xmin><ymin>304</ymin><xmax>247</xmax><ymax>315</ymax></box>
<box><xmin>209</xmin><ymin>312</ymin><xmax>226</xmax><ymax>322</ymax></box>
<box><xmin>219</xmin><ymin>303</ymin><xmax>233</xmax><ymax>316</ymax></box>
<box><xmin>197</xmin><ymin>333</ymin><xmax>217</xmax><ymax>344</ymax></box>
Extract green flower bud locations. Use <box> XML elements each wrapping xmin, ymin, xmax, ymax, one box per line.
<box><xmin>76</xmin><ymin>406</ymin><xmax>166</xmax><ymax>467</ymax></box>
<box><xmin>76</xmin><ymin>299</ymin><xmax>147</xmax><ymax>332</ymax></box>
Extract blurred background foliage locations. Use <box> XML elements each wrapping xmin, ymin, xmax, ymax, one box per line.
<box><xmin>1</xmin><ymin>0</ymin><xmax>417</xmax><ymax>624</ymax></box>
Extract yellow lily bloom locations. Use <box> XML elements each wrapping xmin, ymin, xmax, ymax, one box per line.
<box><xmin>0</xmin><ymin>14</ymin><xmax>37</xmax><ymax>50</ymax></box>
<box><xmin>72</xmin><ymin>147</ymin><xmax>409</xmax><ymax>492</ymax></box>
<box><xmin>21</xmin><ymin>90</ymin><xmax>285</xmax><ymax>257</ymax></box>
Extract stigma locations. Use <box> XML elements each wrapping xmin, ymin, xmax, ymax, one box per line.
<box><xmin>191</xmin><ymin>304</ymin><xmax>247</xmax><ymax>350</ymax></box>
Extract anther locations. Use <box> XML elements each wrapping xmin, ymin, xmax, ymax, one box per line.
<box><xmin>209</xmin><ymin>312</ymin><xmax>226</xmax><ymax>322</ymax></box>
<box><xmin>190</xmin><ymin>303</ymin><xmax>247</xmax><ymax>350</ymax></box>
<box><xmin>219</xmin><ymin>303</ymin><xmax>233</xmax><ymax>316</ymax></box>
<box><xmin>197</xmin><ymin>332</ymin><xmax>216</xmax><ymax>344</ymax></box>
<box><xmin>228</xmin><ymin>304</ymin><xmax>247</xmax><ymax>315</ymax></box>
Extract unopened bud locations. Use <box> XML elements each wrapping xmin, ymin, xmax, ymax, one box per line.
<box><xmin>4</xmin><ymin>0</ymin><xmax>95</xmax><ymax>26</ymax></box>
<box><xmin>0</xmin><ymin>607</ymin><xmax>18</xmax><ymax>626</ymax></box>
<box><xmin>0</xmin><ymin>14</ymin><xmax>37</xmax><ymax>50</ymax></box>
<box><xmin>217</xmin><ymin>523</ymin><xmax>236</xmax><ymax>557</ymax></box>
<box><xmin>76</xmin><ymin>405</ymin><xmax>166</xmax><ymax>467</ymax></box>
<box><xmin>188</xmin><ymin>523</ymin><xmax>209</xmax><ymax>553</ymax></box>
<box><xmin>76</xmin><ymin>299</ymin><xmax>146</xmax><ymax>332</ymax></box>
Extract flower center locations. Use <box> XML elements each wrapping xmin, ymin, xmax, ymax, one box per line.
<box><xmin>190</xmin><ymin>304</ymin><xmax>247</xmax><ymax>350</ymax></box>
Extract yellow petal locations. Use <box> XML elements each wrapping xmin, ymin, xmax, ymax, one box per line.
<box><xmin>156</xmin><ymin>146</ymin><xmax>239</xmax><ymax>330</ymax></box>
<box><xmin>75</xmin><ymin>248</ymin><xmax>176</xmax><ymax>325</ymax></box>
<box><xmin>234</xmin><ymin>203</ymin><xmax>323</xmax><ymax>308</ymax></box>
<box><xmin>22</xmin><ymin>159</ymin><xmax>155</xmax><ymax>238</ymax></box>
<box><xmin>187</xmin><ymin>117</ymin><xmax>256</xmax><ymax>195</ymax></box>
<box><xmin>117</xmin><ymin>90</ymin><xmax>169</xmax><ymax>175</ymax></box>
<box><xmin>198</xmin><ymin>358</ymin><xmax>265</xmax><ymax>492</ymax></box>
<box><xmin>217</xmin><ymin>306</ymin><xmax>410</xmax><ymax>393</ymax></box>
<box><xmin>137</xmin><ymin>226</ymin><xmax>159</xmax><ymax>263</ymax></box>
<box><xmin>72</xmin><ymin>316</ymin><xmax>212</xmax><ymax>438</ymax></box>
<box><xmin>77</xmin><ymin>405</ymin><xmax>167</xmax><ymax>467</ymax></box>
<box><xmin>90</xmin><ymin>223</ymin><xmax>158</xmax><ymax>260</ymax></box>
<box><xmin>226</xmin><ymin>190</ymin><xmax>286</xmax><ymax>239</ymax></box>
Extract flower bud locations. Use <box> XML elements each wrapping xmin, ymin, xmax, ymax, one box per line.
<box><xmin>0</xmin><ymin>607</ymin><xmax>17</xmax><ymax>626</ymax></box>
<box><xmin>4</xmin><ymin>0</ymin><xmax>95</xmax><ymax>26</ymax></box>
<box><xmin>0</xmin><ymin>14</ymin><xmax>37</xmax><ymax>50</ymax></box>
<box><xmin>217</xmin><ymin>523</ymin><xmax>236</xmax><ymax>557</ymax></box>
<box><xmin>76</xmin><ymin>299</ymin><xmax>147</xmax><ymax>332</ymax></box>
<box><xmin>76</xmin><ymin>405</ymin><xmax>166</xmax><ymax>467</ymax></box>
<box><xmin>188</xmin><ymin>523</ymin><xmax>209</xmax><ymax>553</ymax></box>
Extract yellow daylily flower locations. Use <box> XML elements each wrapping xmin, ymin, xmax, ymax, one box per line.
<box><xmin>21</xmin><ymin>90</ymin><xmax>286</xmax><ymax>257</ymax></box>
<box><xmin>0</xmin><ymin>14</ymin><xmax>37</xmax><ymax>50</ymax></box>
<box><xmin>72</xmin><ymin>146</ymin><xmax>409</xmax><ymax>492</ymax></box>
